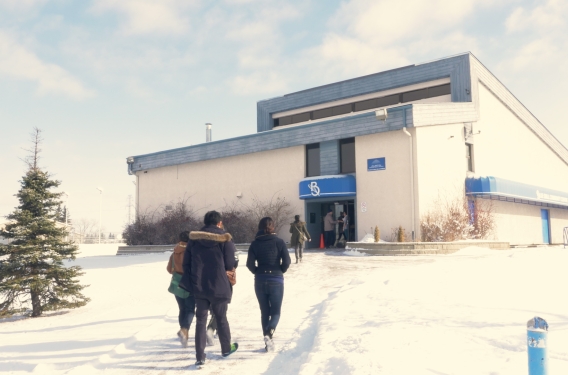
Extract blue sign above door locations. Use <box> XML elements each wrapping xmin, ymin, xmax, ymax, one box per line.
<box><xmin>367</xmin><ymin>157</ymin><xmax>386</xmax><ymax>171</ymax></box>
<box><xmin>299</xmin><ymin>175</ymin><xmax>356</xmax><ymax>200</ymax></box>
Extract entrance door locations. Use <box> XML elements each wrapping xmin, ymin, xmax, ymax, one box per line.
<box><xmin>541</xmin><ymin>209</ymin><xmax>551</xmax><ymax>244</ymax></box>
<box><xmin>304</xmin><ymin>199</ymin><xmax>355</xmax><ymax>248</ymax></box>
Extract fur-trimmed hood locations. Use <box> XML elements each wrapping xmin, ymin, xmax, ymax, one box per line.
<box><xmin>190</xmin><ymin>231</ymin><xmax>232</xmax><ymax>242</ymax></box>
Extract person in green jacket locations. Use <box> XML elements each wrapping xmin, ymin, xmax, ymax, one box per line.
<box><xmin>289</xmin><ymin>215</ymin><xmax>311</xmax><ymax>263</ymax></box>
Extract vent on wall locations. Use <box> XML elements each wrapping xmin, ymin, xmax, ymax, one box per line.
<box><xmin>273</xmin><ymin>83</ymin><xmax>451</xmax><ymax>128</ymax></box>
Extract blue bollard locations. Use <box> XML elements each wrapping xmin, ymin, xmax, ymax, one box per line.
<box><xmin>527</xmin><ymin>317</ymin><xmax>549</xmax><ymax>375</ymax></box>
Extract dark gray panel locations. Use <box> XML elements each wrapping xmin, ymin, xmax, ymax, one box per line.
<box><xmin>376</xmin><ymin>94</ymin><xmax>400</xmax><ymax>107</ymax></box>
<box><xmin>332</xmin><ymin>104</ymin><xmax>352</xmax><ymax>116</ymax></box>
<box><xmin>292</xmin><ymin>112</ymin><xmax>311</xmax><ymax>124</ymax></box>
<box><xmin>428</xmin><ymin>84</ymin><xmax>451</xmax><ymax>98</ymax></box>
<box><xmin>354</xmin><ymin>99</ymin><xmax>377</xmax><ymax>112</ymax></box>
<box><xmin>320</xmin><ymin>140</ymin><xmax>339</xmax><ymax>175</ymax></box>
<box><xmin>313</xmin><ymin>107</ymin><xmax>333</xmax><ymax>120</ymax></box>
<box><xmin>279</xmin><ymin>116</ymin><xmax>292</xmax><ymax>126</ymax></box>
<box><xmin>402</xmin><ymin>88</ymin><xmax>428</xmax><ymax>102</ymax></box>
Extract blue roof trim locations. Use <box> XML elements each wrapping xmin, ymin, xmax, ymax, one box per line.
<box><xmin>466</xmin><ymin>176</ymin><xmax>568</xmax><ymax>209</ymax></box>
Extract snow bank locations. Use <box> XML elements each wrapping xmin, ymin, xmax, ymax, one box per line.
<box><xmin>76</xmin><ymin>243</ymin><xmax>125</xmax><ymax>257</ymax></box>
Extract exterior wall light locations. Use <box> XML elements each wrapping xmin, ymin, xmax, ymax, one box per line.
<box><xmin>375</xmin><ymin>108</ymin><xmax>388</xmax><ymax>121</ymax></box>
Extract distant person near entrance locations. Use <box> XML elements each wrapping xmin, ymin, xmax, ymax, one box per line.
<box><xmin>324</xmin><ymin>210</ymin><xmax>337</xmax><ymax>249</ymax></box>
<box><xmin>342</xmin><ymin>212</ymin><xmax>350</xmax><ymax>242</ymax></box>
<box><xmin>337</xmin><ymin>212</ymin><xmax>346</xmax><ymax>244</ymax></box>
<box><xmin>289</xmin><ymin>215</ymin><xmax>311</xmax><ymax>263</ymax></box>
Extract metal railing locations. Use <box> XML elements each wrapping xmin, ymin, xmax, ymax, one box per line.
<box><xmin>564</xmin><ymin>227</ymin><xmax>568</xmax><ymax>249</ymax></box>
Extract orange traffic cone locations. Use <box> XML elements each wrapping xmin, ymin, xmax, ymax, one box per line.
<box><xmin>319</xmin><ymin>233</ymin><xmax>325</xmax><ymax>249</ymax></box>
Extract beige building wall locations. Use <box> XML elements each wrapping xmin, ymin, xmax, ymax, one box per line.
<box><xmin>354</xmin><ymin>131</ymin><xmax>414</xmax><ymax>241</ymax></box>
<box><xmin>136</xmin><ymin>146</ymin><xmax>305</xmax><ymax>239</ymax></box>
<box><xmin>474</xmin><ymin>84</ymin><xmax>568</xmax><ymax>190</ymax></box>
<box><xmin>490</xmin><ymin>201</ymin><xmax>568</xmax><ymax>245</ymax></box>
<box><xmin>414</xmin><ymin>123</ymin><xmax>470</xmax><ymax>238</ymax></box>
<box><xmin>473</xmin><ymin>84</ymin><xmax>568</xmax><ymax>243</ymax></box>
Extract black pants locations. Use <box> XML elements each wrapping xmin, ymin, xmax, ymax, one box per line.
<box><xmin>254</xmin><ymin>280</ymin><xmax>284</xmax><ymax>336</ymax></box>
<box><xmin>175</xmin><ymin>294</ymin><xmax>195</xmax><ymax>329</ymax></box>
<box><xmin>337</xmin><ymin>227</ymin><xmax>346</xmax><ymax>241</ymax></box>
<box><xmin>324</xmin><ymin>230</ymin><xmax>335</xmax><ymax>247</ymax></box>
<box><xmin>195</xmin><ymin>298</ymin><xmax>231</xmax><ymax>360</ymax></box>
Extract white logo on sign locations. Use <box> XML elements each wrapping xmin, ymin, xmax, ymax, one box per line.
<box><xmin>308</xmin><ymin>181</ymin><xmax>320</xmax><ymax>197</ymax></box>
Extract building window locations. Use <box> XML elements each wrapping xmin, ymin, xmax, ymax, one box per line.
<box><xmin>306</xmin><ymin>143</ymin><xmax>320</xmax><ymax>177</ymax></box>
<box><xmin>273</xmin><ymin>83</ymin><xmax>451</xmax><ymax>128</ymax></box>
<box><xmin>466</xmin><ymin>143</ymin><xmax>474</xmax><ymax>172</ymax></box>
<box><xmin>340</xmin><ymin>138</ymin><xmax>356</xmax><ymax>173</ymax></box>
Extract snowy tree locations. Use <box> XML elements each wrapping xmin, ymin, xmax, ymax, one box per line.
<box><xmin>0</xmin><ymin>128</ymin><xmax>89</xmax><ymax>318</ymax></box>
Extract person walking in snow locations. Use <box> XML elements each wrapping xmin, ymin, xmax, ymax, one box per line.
<box><xmin>323</xmin><ymin>209</ymin><xmax>337</xmax><ymax>248</ymax></box>
<box><xmin>166</xmin><ymin>231</ymin><xmax>195</xmax><ymax>348</ymax></box>
<box><xmin>180</xmin><ymin>211</ymin><xmax>238</xmax><ymax>368</ymax></box>
<box><xmin>289</xmin><ymin>215</ymin><xmax>310</xmax><ymax>263</ymax></box>
<box><xmin>246</xmin><ymin>217</ymin><xmax>291</xmax><ymax>352</ymax></box>
<box><xmin>205</xmin><ymin>251</ymin><xmax>239</xmax><ymax>346</ymax></box>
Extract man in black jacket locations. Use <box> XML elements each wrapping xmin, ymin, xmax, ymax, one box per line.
<box><xmin>181</xmin><ymin>211</ymin><xmax>238</xmax><ymax>368</ymax></box>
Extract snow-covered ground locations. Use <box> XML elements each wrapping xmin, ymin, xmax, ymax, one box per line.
<box><xmin>1</xmin><ymin>243</ymin><xmax>568</xmax><ymax>374</ymax></box>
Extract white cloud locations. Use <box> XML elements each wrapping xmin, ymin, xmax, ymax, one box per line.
<box><xmin>294</xmin><ymin>0</ymin><xmax>491</xmax><ymax>84</ymax></box>
<box><xmin>0</xmin><ymin>0</ymin><xmax>48</xmax><ymax>11</ymax></box>
<box><xmin>230</xmin><ymin>71</ymin><xmax>288</xmax><ymax>95</ymax></box>
<box><xmin>501</xmin><ymin>0</ymin><xmax>568</xmax><ymax>72</ymax></box>
<box><xmin>90</xmin><ymin>0</ymin><xmax>198</xmax><ymax>36</ymax></box>
<box><xmin>332</xmin><ymin>0</ymin><xmax>488</xmax><ymax>44</ymax></box>
<box><xmin>0</xmin><ymin>31</ymin><xmax>94</xmax><ymax>99</ymax></box>
<box><xmin>506</xmin><ymin>0</ymin><xmax>567</xmax><ymax>34</ymax></box>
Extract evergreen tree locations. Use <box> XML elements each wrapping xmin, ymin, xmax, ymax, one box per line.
<box><xmin>0</xmin><ymin>128</ymin><xmax>89</xmax><ymax>318</ymax></box>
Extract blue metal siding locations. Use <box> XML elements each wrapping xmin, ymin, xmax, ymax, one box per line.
<box><xmin>130</xmin><ymin>109</ymin><xmax>410</xmax><ymax>172</ymax></box>
<box><xmin>320</xmin><ymin>140</ymin><xmax>339</xmax><ymax>175</ymax></box>
<box><xmin>257</xmin><ymin>54</ymin><xmax>472</xmax><ymax>132</ymax></box>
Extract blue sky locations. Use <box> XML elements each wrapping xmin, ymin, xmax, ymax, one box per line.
<box><xmin>1</xmin><ymin>0</ymin><xmax>567</xmax><ymax>234</ymax></box>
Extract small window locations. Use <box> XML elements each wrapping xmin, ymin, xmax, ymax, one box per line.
<box><xmin>376</xmin><ymin>94</ymin><xmax>400</xmax><ymax>107</ymax></box>
<box><xmin>340</xmin><ymin>138</ymin><xmax>356</xmax><ymax>174</ymax></box>
<box><xmin>306</xmin><ymin>143</ymin><xmax>320</xmax><ymax>177</ymax></box>
<box><xmin>292</xmin><ymin>112</ymin><xmax>311</xmax><ymax>124</ymax></box>
<box><xmin>354</xmin><ymin>99</ymin><xmax>377</xmax><ymax>112</ymax></box>
<box><xmin>278</xmin><ymin>116</ymin><xmax>292</xmax><ymax>126</ymax></box>
<box><xmin>428</xmin><ymin>84</ymin><xmax>451</xmax><ymax>98</ymax></box>
<box><xmin>402</xmin><ymin>88</ymin><xmax>429</xmax><ymax>103</ymax></box>
<box><xmin>332</xmin><ymin>104</ymin><xmax>352</xmax><ymax>116</ymax></box>
<box><xmin>313</xmin><ymin>107</ymin><xmax>333</xmax><ymax>120</ymax></box>
<box><xmin>466</xmin><ymin>143</ymin><xmax>474</xmax><ymax>172</ymax></box>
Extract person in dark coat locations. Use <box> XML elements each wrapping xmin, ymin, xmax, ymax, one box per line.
<box><xmin>246</xmin><ymin>217</ymin><xmax>291</xmax><ymax>352</ymax></box>
<box><xmin>181</xmin><ymin>211</ymin><xmax>238</xmax><ymax>368</ymax></box>
<box><xmin>289</xmin><ymin>215</ymin><xmax>311</xmax><ymax>263</ymax></box>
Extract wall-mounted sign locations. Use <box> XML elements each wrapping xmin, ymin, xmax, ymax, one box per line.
<box><xmin>367</xmin><ymin>157</ymin><xmax>386</xmax><ymax>171</ymax></box>
<box><xmin>299</xmin><ymin>175</ymin><xmax>356</xmax><ymax>200</ymax></box>
<box><xmin>361</xmin><ymin>201</ymin><xmax>367</xmax><ymax>213</ymax></box>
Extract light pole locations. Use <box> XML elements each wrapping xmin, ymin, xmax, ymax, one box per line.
<box><xmin>96</xmin><ymin>187</ymin><xmax>103</xmax><ymax>244</ymax></box>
